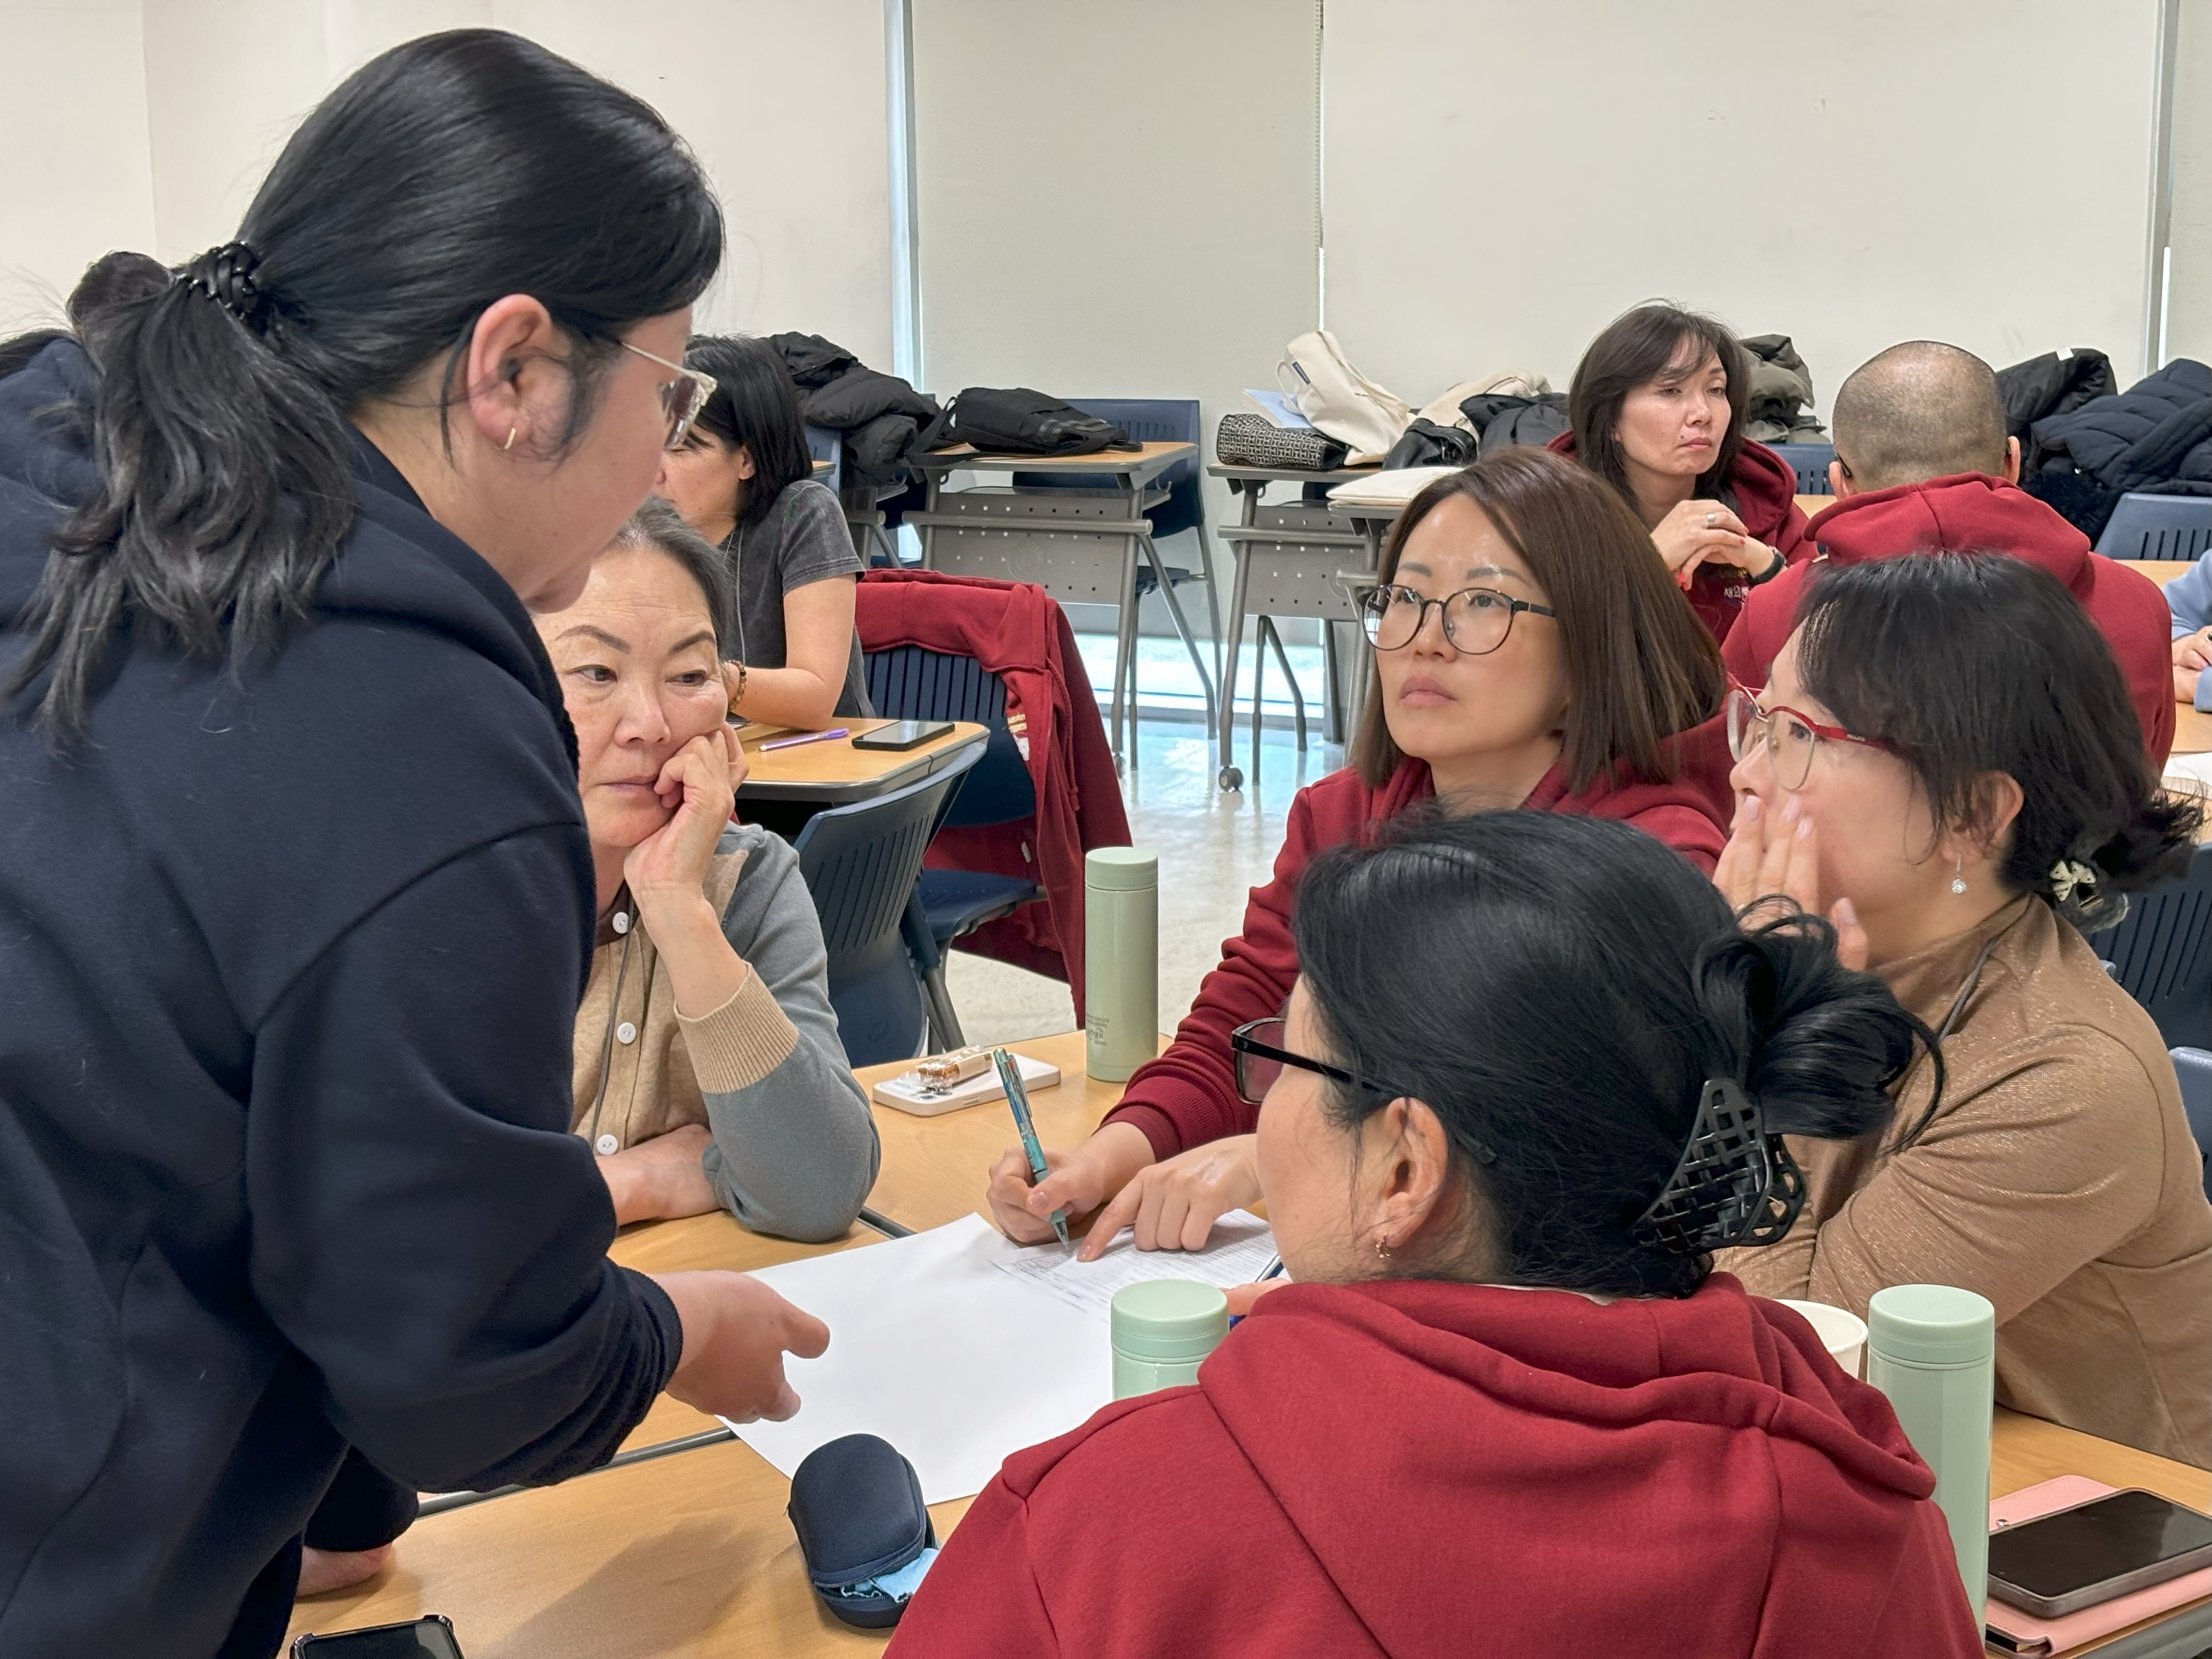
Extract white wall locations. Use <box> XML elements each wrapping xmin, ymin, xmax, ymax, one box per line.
<box><xmin>0</xmin><ymin>0</ymin><xmax>156</xmax><ymax>330</ymax></box>
<box><xmin>2168</xmin><ymin>0</ymin><xmax>2211</xmax><ymax>367</ymax></box>
<box><xmin>1322</xmin><ymin>0</ymin><xmax>2169</xmax><ymax>416</ymax></box>
<box><xmin>8</xmin><ymin>1</ymin><xmax>896</xmax><ymax>360</ymax></box>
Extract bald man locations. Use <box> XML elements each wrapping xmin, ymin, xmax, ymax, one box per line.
<box><xmin>1722</xmin><ymin>341</ymin><xmax>2176</xmax><ymax>763</ymax></box>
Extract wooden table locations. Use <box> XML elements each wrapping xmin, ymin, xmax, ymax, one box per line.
<box><xmin>732</xmin><ymin>718</ymin><xmax>986</xmax><ymax>809</ymax></box>
<box><xmin>287</xmin><ymin>1030</ymin><xmax>2212</xmax><ymax>1656</ymax></box>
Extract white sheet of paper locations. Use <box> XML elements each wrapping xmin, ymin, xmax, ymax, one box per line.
<box><xmin>726</xmin><ymin>1210</ymin><xmax>1274</xmax><ymax>1504</ymax></box>
<box><xmin>991</xmin><ymin>1208</ymin><xmax>1276</xmax><ymax>1319</ymax></box>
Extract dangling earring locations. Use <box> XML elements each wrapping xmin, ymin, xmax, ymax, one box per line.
<box><xmin>1950</xmin><ymin>853</ymin><xmax>1967</xmax><ymax>896</ymax></box>
<box><xmin>502</xmin><ymin>426</ymin><xmax>517</xmax><ymax>452</ymax></box>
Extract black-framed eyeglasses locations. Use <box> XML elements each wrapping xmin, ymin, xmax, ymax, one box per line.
<box><xmin>1351</xmin><ymin>582</ymin><xmax>1556</xmax><ymax>655</ymax></box>
<box><xmin>1229</xmin><ymin>1017</ymin><xmax>1400</xmax><ymax>1108</ymax></box>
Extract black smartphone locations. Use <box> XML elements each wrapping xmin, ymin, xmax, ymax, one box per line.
<box><xmin>292</xmin><ymin>1615</ymin><xmax>465</xmax><ymax>1658</ymax></box>
<box><xmin>851</xmin><ymin>720</ymin><xmax>955</xmax><ymax>752</ymax></box>
<box><xmin>1988</xmin><ymin>1488</ymin><xmax>2212</xmax><ymax>1619</ymax></box>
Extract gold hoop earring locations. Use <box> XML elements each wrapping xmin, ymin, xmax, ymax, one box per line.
<box><xmin>1950</xmin><ymin>853</ymin><xmax>1967</xmax><ymax>896</ymax></box>
<box><xmin>502</xmin><ymin>426</ymin><xmax>517</xmax><ymax>453</ymax></box>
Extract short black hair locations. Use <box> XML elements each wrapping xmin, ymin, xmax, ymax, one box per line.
<box><xmin>1292</xmin><ymin>809</ymin><xmax>1929</xmax><ymax>1298</ymax></box>
<box><xmin>1831</xmin><ymin>342</ymin><xmax>2008</xmax><ymax>489</ymax></box>
<box><xmin>1568</xmin><ymin>301</ymin><xmax>1751</xmax><ymax>507</ymax></box>
<box><xmin>1795</xmin><ymin>552</ymin><xmax>2200</xmax><ymax>926</ymax></box>
<box><xmin>610</xmin><ymin>496</ymin><xmax>736</xmax><ymax>654</ymax></box>
<box><xmin>681</xmin><ymin>334</ymin><xmax>813</xmax><ymax>532</ymax></box>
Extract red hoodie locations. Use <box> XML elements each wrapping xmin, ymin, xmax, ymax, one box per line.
<box><xmin>855</xmin><ymin>569</ymin><xmax>1131</xmax><ymax>1018</ymax></box>
<box><xmin>1720</xmin><ymin>473</ymin><xmax>2176</xmax><ymax>764</ymax></box>
<box><xmin>1549</xmin><ymin>431</ymin><xmax>1812</xmax><ymax>644</ymax></box>
<box><xmin>1102</xmin><ymin>757</ymin><xmax>1726</xmax><ymax>1160</ymax></box>
<box><xmin>889</xmin><ymin>1276</ymin><xmax>1982</xmax><ymax>1659</ymax></box>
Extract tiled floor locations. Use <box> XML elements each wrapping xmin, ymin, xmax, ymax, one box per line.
<box><xmin>941</xmin><ymin>713</ymin><xmax>1346</xmax><ymax>1048</ymax></box>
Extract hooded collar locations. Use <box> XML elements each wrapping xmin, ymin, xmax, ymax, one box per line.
<box><xmin>1804</xmin><ymin>473</ymin><xmax>2091</xmax><ymax>592</ymax></box>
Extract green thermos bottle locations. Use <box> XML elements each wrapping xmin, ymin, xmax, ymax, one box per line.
<box><xmin>1865</xmin><ymin>1283</ymin><xmax>1996</xmax><ymax>1623</ymax></box>
<box><xmin>1085</xmin><ymin>847</ymin><xmax>1158</xmax><ymax>1082</ymax></box>
<box><xmin>1110</xmin><ymin>1280</ymin><xmax>1228</xmax><ymax>1398</ymax></box>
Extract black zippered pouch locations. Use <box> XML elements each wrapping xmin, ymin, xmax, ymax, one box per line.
<box><xmin>787</xmin><ymin>1434</ymin><xmax>937</xmax><ymax>1628</ymax></box>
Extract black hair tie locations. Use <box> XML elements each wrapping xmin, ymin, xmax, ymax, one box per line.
<box><xmin>182</xmin><ymin>241</ymin><xmax>272</xmax><ymax>331</ymax></box>
<box><xmin>1629</xmin><ymin>1077</ymin><xmax>1804</xmax><ymax>1256</ymax></box>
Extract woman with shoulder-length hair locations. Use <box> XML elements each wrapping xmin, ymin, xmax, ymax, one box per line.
<box><xmin>1551</xmin><ymin>301</ymin><xmax>1810</xmax><ymax>642</ymax></box>
<box><xmin>985</xmin><ymin>447</ymin><xmax>1731</xmax><ymax>1263</ymax></box>
<box><xmin>0</xmin><ymin>30</ymin><xmax>828</xmax><ymax>1655</ymax></box>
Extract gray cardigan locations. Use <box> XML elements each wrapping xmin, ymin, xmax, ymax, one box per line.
<box><xmin>573</xmin><ymin>824</ymin><xmax>879</xmax><ymax>1241</ymax></box>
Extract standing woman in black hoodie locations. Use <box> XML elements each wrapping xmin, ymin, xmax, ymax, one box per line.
<box><xmin>0</xmin><ymin>31</ymin><xmax>827</xmax><ymax>1658</ymax></box>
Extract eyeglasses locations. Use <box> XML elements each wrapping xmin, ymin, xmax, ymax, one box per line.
<box><xmin>1724</xmin><ymin>686</ymin><xmax>1897</xmax><ymax>793</ymax></box>
<box><xmin>1229</xmin><ymin>1017</ymin><xmax>1400</xmax><ymax>1108</ymax></box>
<box><xmin>622</xmin><ymin>341</ymin><xmax>717</xmax><ymax>452</ymax></box>
<box><xmin>1351</xmin><ymin>583</ymin><xmax>1556</xmax><ymax>656</ymax></box>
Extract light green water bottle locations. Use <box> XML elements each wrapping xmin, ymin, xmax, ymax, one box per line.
<box><xmin>1110</xmin><ymin>1279</ymin><xmax>1228</xmax><ymax>1398</ymax></box>
<box><xmin>1865</xmin><ymin>1283</ymin><xmax>1995</xmax><ymax>1624</ymax></box>
<box><xmin>1085</xmin><ymin>847</ymin><xmax>1158</xmax><ymax>1082</ymax></box>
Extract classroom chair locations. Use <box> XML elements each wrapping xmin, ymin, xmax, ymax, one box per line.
<box><xmin>2172</xmin><ymin>1047</ymin><xmax>2212</xmax><ymax>1203</ymax></box>
<box><xmin>791</xmin><ymin>742</ymin><xmax>984</xmax><ymax>1066</ymax></box>
<box><xmin>2086</xmin><ymin>841</ymin><xmax>2211</xmax><ymax>1050</ymax></box>
<box><xmin>867</xmin><ymin>643</ymin><xmax>1046</xmax><ymax>1048</ymax></box>
<box><xmin>1768</xmin><ymin>442</ymin><xmax>1836</xmax><ymax>495</ymax></box>
<box><xmin>804</xmin><ymin>422</ymin><xmax>843</xmax><ymax>494</ymax></box>
<box><xmin>2093</xmin><ymin>493</ymin><xmax>2212</xmax><ymax>563</ymax></box>
<box><xmin>1011</xmin><ymin>398</ymin><xmax>1221</xmax><ymax>750</ymax></box>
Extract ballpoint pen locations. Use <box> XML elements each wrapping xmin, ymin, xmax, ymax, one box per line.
<box><xmin>1229</xmin><ymin>1254</ymin><xmax>1286</xmax><ymax>1328</ymax></box>
<box><xmin>994</xmin><ymin>1047</ymin><xmax>1070</xmax><ymax>1252</ymax></box>
<box><xmin>759</xmin><ymin>726</ymin><xmax>851</xmax><ymax>752</ymax></box>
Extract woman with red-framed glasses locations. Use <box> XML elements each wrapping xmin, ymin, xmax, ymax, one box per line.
<box><xmin>1712</xmin><ymin>552</ymin><xmax>2208</xmax><ymax>1467</ymax></box>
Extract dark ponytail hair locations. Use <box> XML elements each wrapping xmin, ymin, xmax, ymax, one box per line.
<box><xmin>1568</xmin><ymin>301</ymin><xmax>1752</xmax><ymax>507</ymax></box>
<box><xmin>1291</xmin><ymin>809</ymin><xmax>1934</xmax><ymax>1297</ymax></box>
<box><xmin>1793</xmin><ymin>553</ymin><xmax>2202</xmax><ymax>928</ymax></box>
<box><xmin>7</xmin><ymin>29</ymin><xmax>723</xmax><ymax>743</ymax></box>
<box><xmin>681</xmin><ymin>334</ymin><xmax>812</xmax><ymax>533</ymax></box>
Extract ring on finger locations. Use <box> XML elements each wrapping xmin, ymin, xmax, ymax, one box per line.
<box><xmin>1705</xmin><ymin>511</ymin><xmax>1718</xmax><ymax>528</ymax></box>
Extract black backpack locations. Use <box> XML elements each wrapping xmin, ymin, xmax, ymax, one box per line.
<box><xmin>941</xmin><ymin>388</ymin><xmax>1138</xmax><ymax>457</ymax></box>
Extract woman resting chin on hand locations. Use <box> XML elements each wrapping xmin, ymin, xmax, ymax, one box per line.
<box><xmin>539</xmin><ymin>501</ymin><xmax>879</xmax><ymax>1243</ymax></box>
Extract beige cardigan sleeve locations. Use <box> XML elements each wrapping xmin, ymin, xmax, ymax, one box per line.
<box><xmin>1723</xmin><ymin>1024</ymin><xmax>2168</xmax><ymax>1323</ymax></box>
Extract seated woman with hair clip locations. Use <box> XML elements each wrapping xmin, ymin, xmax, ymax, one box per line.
<box><xmin>988</xmin><ymin>448</ymin><xmax>1731</xmax><ymax>1260</ymax></box>
<box><xmin>1714</xmin><ymin>552</ymin><xmax>2211</xmax><ymax>1466</ymax></box>
<box><xmin>537</xmin><ymin>499</ymin><xmax>879</xmax><ymax>1239</ymax></box>
<box><xmin>1551</xmin><ymin>301</ymin><xmax>1809</xmax><ymax>643</ymax></box>
<box><xmin>894</xmin><ymin>810</ymin><xmax>1980</xmax><ymax>1657</ymax></box>
<box><xmin>654</xmin><ymin>332</ymin><xmax>872</xmax><ymax>730</ymax></box>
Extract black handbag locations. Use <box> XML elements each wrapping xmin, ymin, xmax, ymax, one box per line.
<box><xmin>940</xmin><ymin>388</ymin><xmax>1136</xmax><ymax>457</ymax></box>
<box><xmin>1215</xmin><ymin>411</ymin><xmax>1348</xmax><ymax>471</ymax></box>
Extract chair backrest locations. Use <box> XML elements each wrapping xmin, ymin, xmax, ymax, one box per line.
<box><xmin>2094</xmin><ymin>492</ymin><xmax>2212</xmax><ymax>562</ymax></box>
<box><xmin>865</xmin><ymin>644</ymin><xmax>1036</xmax><ymax>827</ymax></box>
<box><xmin>791</xmin><ymin>742</ymin><xmax>983</xmax><ymax>1064</ymax></box>
<box><xmin>1768</xmin><ymin>442</ymin><xmax>1836</xmax><ymax>495</ymax></box>
<box><xmin>2088</xmin><ymin>841</ymin><xmax>2212</xmax><ymax>1050</ymax></box>
<box><xmin>2171</xmin><ymin>1047</ymin><xmax>2212</xmax><ymax>1201</ymax></box>
<box><xmin>1014</xmin><ymin>398</ymin><xmax>1204</xmax><ymax>539</ymax></box>
<box><xmin>803</xmin><ymin>423</ymin><xmax>844</xmax><ymax>494</ymax></box>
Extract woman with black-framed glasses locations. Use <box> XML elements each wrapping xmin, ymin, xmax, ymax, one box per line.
<box><xmin>987</xmin><ymin>447</ymin><xmax>1734</xmax><ymax>1268</ymax></box>
<box><xmin>900</xmin><ymin>809</ymin><xmax>1981</xmax><ymax>1658</ymax></box>
<box><xmin>1712</xmin><ymin>553</ymin><xmax>2208</xmax><ymax>1467</ymax></box>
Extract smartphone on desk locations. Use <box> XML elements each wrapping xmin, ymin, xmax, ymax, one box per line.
<box><xmin>1987</xmin><ymin>1487</ymin><xmax>2212</xmax><ymax>1619</ymax></box>
<box><xmin>852</xmin><ymin>720</ymin><xmax>955</xmax><ymax>752</ymax></box>
<box><xmin>293</xmin><ymin>1615</ymin><xmax>465</xmax><ymax>1658</ymax></box>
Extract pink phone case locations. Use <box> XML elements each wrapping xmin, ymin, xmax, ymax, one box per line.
<box><xmin>1986</xmin><ymin>1476</ymin><xmax>2212</xmax><ymax>1652</ymax></box>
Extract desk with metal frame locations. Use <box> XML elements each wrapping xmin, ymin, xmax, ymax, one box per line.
<box><xmin>904</xmin><ymin>443</ymin><xmax>1214</xmax><ymax>766</ymax></box>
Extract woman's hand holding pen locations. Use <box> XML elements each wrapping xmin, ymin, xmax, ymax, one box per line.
<box><xmin>984</xmin><ymin>1121</ymin><xmax>1154</xmax><ymax>1248</ymax></box>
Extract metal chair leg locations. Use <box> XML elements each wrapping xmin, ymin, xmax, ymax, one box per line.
<box><xmin>1250</xmin><ymin>617</ymin><xmax>1271</xmax><ymax>792</ymax></box>
<box><xmin>1140</xmin><ymin>534</ymin><xmax>1217</xmax><ymax>738</ymax></box>
<box><xmin>1263</xmin><ymin>614</ymin><xmax>1308</xmax><ymax>752</ymax></box>
<box><xmin>921</xmin><ymin>958</ymin><xmax>966</xmax><ymax>1052</ymax></box>
<box><xmin>1192</xmin><ymin>506</ymin><xmax>1224</xmax><ymax>685</ymax></box>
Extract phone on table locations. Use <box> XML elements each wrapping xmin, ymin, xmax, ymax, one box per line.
<box><xmin>852</xmin><ymin>720</ymin><xmax>955</xmax><ymax>752</ymax></box>
<box><xmin>292</xmin><ymin>1615</ymin><xmax>465</xmax><ymax>1658</ymax></box>
<box><xmin>1987</xmin><ymin>1487</ymin><xmax>2212</xmax><ymax>1619</ymax></box>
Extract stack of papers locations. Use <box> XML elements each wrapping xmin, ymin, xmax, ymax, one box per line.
<box><xmin>728</xmin><ymin>1211</ymin><xmax>1276</xmax><ymax>1503</ymax></box>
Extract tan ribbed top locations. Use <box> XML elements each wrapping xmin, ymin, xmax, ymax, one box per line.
<box><xmin>1722</xmin><ymin>895</ymin><xmax>2212</xmax><ymax>1468</ymax></box>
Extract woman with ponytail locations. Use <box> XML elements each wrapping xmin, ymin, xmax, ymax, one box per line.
<box><xmin>0</xmin><ymin>32</ymin><xmax>830</xmax><ymax>1656</ymax></box>
<box><xmin>893</xmin><ymin>810</ymin><xmax>1980</xmax><ymax>1658</ymax></box>
<box><xmin>1714</xmin><ymin>552</ymin><xmax>2210</xmax><ymax>1466</ymax></box>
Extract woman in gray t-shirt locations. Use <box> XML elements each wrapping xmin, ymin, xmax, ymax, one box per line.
<box><xmin>656</xmin><ymin>334</ymin><xmax>872</xmax><ymax>725</ymax></box>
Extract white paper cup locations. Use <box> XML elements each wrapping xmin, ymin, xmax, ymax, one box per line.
<box><xmin>1778</xmin><ymin>1298</ymin><xmax>1867</xmax><ymax>1378</ymax></box>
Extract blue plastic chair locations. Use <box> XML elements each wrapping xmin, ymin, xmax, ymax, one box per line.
<box><xmin>2094</xmin><ymin>493</ymin><xmax>2212</xmax><ymax>562</ymax></box>
<box><xmin>803</xmin><ymin>423</ymin><xmax>843</xmax><ymax>495</ymax></box>
<box><xmin>2172</xmin><ymin>1047</ymin><xmax>2212</xmax><ymax>1203</ymax></box>
<box><xmin>868</xmin><ymin>644</ymin><xmax>1047</xmax><ymax>1049</ymax></box>
<box><xmin>1769</xmin><ymin>442</ymin><xmax>1836</xmax><ymax>495</ymax></box>
<box><xmin>790</xmin><ymin>742</ymin><xmax>983</xmax><ymax>1066</ymax></box>
<box><xmin>2087</xmin><ymin>842</ymin><xmax>2211</xmax><ymax>1051</ymax></box>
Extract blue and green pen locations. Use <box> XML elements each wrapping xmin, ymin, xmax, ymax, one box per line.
<box><xmin>994</xmin><ymin>1047</ymin><xmax>1070</xmax><ymax>1252</ymax></box>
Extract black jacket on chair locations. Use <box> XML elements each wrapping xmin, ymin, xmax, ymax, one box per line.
<box><xmin>0</xmin><ymin>341</ymin><xmax>679</xmax><ymax>1657</ymax></box>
